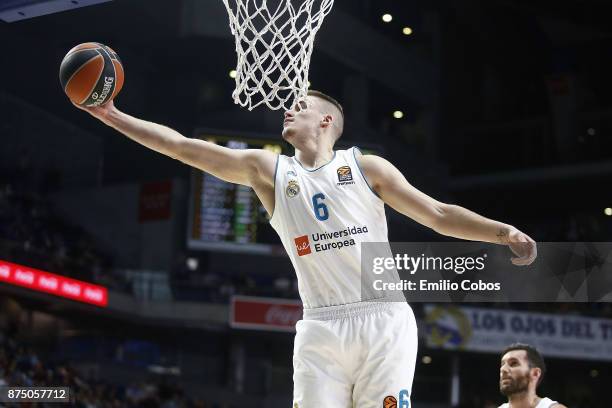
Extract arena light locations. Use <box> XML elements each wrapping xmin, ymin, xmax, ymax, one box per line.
<box><xmin>229</xmin><ymin>70</ymin><xmax>237</xmax><ymax>79</ymax></box>
<box><xmin>605</xmin><ymin>208</ymin><xmax>612</xmax><ymax>216</ymax></box>
<box><xmin>587</xmin><ymin>128</ymin><xmax>596</xmax><ymax>136</ymax></box>
<box><xmin>402</xmin><ymin>27</ymin><xmax>413</xmax><ymax>35</ymax></box>
<box><xmin>382</xmin><ymin>14</ymin><xmax>393</xmax><ymax>23</ymax></box>
<box><xmin>393</xmin><ymin>110</ymin><xmax>404</xmax><ymax>119</ymax></box>
<box><xmin>590</xmin><ymin>369</ymin><xmax>599</xmax><ymax>378</ymax></box>
<box><xmin>186</xmin><ymin>257</ymin><xmax>199</xmax><ymax>271</ymax></box>
<box><xmin>422</xmin><ymin>355</ymin><xmax>432</xmax><ymax>364</ymax></box>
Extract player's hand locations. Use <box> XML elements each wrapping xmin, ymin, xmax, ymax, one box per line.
<box><xmin>72</xmin><ymin>100</ymin><xmax>116</xmax><ymax>124</ymax></box>
<box><xmin>506</xmin><ymin>228</ymin><xmax>537</xmax><ymax>266</ymax></box>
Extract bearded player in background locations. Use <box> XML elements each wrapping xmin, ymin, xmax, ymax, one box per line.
<box><xmin>499</xmin><ymin>343</ymin><xmax>567</xmax><ymax>408</ymax></box>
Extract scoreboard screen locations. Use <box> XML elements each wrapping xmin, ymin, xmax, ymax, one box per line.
<box><xmin>187</xmin><ymin>130</ymin><xmax>383</xmax><ymax>255</ymax></box>
<box><xmin>187</xmin><ymin>131</ymin><xmax>287</xmax><ymax>254</ymax></box>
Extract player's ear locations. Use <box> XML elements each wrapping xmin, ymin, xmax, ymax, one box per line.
<box><xmin>531</xmin><ymin>367</ymin><xmax>542</xmax><ymax>382</ymax></box>
<box><xmin>321</xmin><ymin>114</ymin><xmax>333</xmax><ymax>128</ymax></box>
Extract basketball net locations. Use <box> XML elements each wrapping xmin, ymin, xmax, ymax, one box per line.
<box><xmin>222</xmin><ymin>0</ymin><xmax>334</xmax><ymax>111</ymax></box>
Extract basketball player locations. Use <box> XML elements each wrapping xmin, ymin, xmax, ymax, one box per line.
<box><xmin>499</xmin><ymin>343</ymin><xmax>567</xmax><ymax>408</ymax></box>
<box><xmin>74</xmin><ymin>91</ymin><xmax>537</xmax><ymax>407</ymax></box>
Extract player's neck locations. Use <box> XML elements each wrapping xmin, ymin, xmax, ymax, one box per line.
<box><xmin>295</xmin><ymin>149</ymin><xmax>334</xmax><ymax>170</ymax></box>
<box><xmin>294</xmin><ymin>140</ymin><xmax>335</xmax><ymax>170</ymax></box>
<box><xmin>507</xmin><ymin>391</ymin><xmax>540</xmax><ymax>408</ymax></box>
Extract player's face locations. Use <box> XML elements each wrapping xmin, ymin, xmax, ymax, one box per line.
<box><xmin>282</xmin><ymin>97</ymin><xmax>322</xmax><ymax>142</ymax></box>
<box><xmin>499</xmin><ymin>350</ymin><xmax>532</xmax><ymax>396</ymax></box>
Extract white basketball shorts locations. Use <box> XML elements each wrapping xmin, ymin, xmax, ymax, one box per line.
<box><xmin>292</xmin><ymin>301</ymin><xmax>418</xmax><ymax>408</ymax></box>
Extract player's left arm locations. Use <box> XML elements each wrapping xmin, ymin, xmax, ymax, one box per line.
<box><xmin>357</xmin><ymin>154</ymin><xmax>537</xmax><ymax>266</ymax></box>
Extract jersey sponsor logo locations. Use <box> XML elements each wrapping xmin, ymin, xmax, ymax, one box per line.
<box><xmin>336</xmin><ymin>166</ymin><xmax>355</xmax><ymax>186</ymax></box>
<box><xmin>294</xmin><ymin>225</ymin><xmax>369</xmax><ymax>256</ymax></box>
<box><xmin>294</xmin><ymin>235</ymin><xmax>312</xmax><ymax>256</ymax></box>
<box><xmin>286</xmin><ymin>179</ymin><xmax>300</xmax><ymax>198</ymax></box>
<box><xmin>311</xmin><ymin>225</ymin><xmax>368</xmax><ymax>241</ymax></box>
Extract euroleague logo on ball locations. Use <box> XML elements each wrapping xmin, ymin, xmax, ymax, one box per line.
<box><xmin>383</xmin><ymin>390</ymin><xmax>410</xmax><ymax>408</ymax></box>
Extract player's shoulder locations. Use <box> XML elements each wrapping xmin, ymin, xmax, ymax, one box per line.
<box><xmin>249</xmin><ymin>147</ymin><xmax>280</xmax><ymax>166</ymax></box>
<box><xmin>495</xmin><ymin>400</ymin><xmax>565</xmax><ymax>408</ymax></box>
<box><xmin>351</xmin><ymin>150</ymin><xmax>394</xmax><ymax>182</ymax></box>
<box><xmin>542</xmin><ymin>397</ymin><xmax>566</xmax><ymax>408</ymax></box>
<box><xmin>350</xmin><ymin>148</ymin><xmax>385</xmax><ymax>167</ymax></box>
<box><xmin>246</xmin><ymin>148</ymin><xmax>280</xmax><ymax>186</ymax></box>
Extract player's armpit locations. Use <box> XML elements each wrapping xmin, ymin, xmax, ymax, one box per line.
<box><xmin>356</xmin><ymin>154</ymin><xmax>446</xmax><ymax>230</ymax></box>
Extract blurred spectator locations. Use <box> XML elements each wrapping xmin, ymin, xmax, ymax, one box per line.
<box><xmin>0</xmin><ymin>332</ymin><xmax>218</xmax><ymax>407</ymax></box>
<box><xmin>0</xmin><ymin>182</ymin><xmax>130</xmax><ymax>293</ymax></box>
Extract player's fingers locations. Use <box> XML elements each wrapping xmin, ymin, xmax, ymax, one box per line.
<box><xmin>71</xmin><ymin>102</ymin><xmax>96</xmax><ymax>114</ymax></box>
<box><xmin>521</xmin><ymin>239</ymin><xmax>537</xmax><ymax>263</ymax></box>
<box><xmin>511</xmin><ymin>243</ymin><xmax>533</xmax><ymax>265</ymax></box>
<box><xmin>73</xmin><ymin>102</ymin><xmax>104</xmax><ymax>118</ymax></box>
<box><xmin>528</xmin><ymin>241</ymin><xmax>537</xmax><ymax>263</ymax></box>
<box><xmin>509</xmin><ymin>241</ymin><xmax>529</xmax><ymax>258</ymax></box>
<box><xmin>511</xmin><ymin>256</ymin><xmax>531</xmax><ymax>266</ymax></box>
<box><xmin>511</xmin><ymin>245</ymin><xmax>537</xmax><ymax>266</ymax></box>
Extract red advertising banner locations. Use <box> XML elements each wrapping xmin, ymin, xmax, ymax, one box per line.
<box><xmin>139</xmin><ymin>180</ymin><xmax>172</xmax><ymax>222</ymax></box>
<box><xmin>230</xmin><ymin>295</ymin><xmax>303</xmax><ymax>332</ymax></box>
<box><xmin>0</xmin><ymin>260</ymin><xmax>108</xmax><ymax>307</ymax></box>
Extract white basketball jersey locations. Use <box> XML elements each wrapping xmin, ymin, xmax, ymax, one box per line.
<box><xmin>270</xmin><ymin>147</ymin><xmax>393</xmax><ymax>309</ymax></box>
<box><xmin>498</xmin><ymin>397</ymin><xmax>558</xmax><ymax>408</ymax></box>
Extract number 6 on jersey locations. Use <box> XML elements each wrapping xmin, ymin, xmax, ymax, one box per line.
<box><xmin>312</xmin><ymin>193</ymin><xmax>329</xmax><ymax>221</ymax></box>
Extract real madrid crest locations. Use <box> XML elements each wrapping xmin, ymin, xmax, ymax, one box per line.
<box><xmin>286</xmin><ymin>179</ymin><xmax>300</xmax><ymax>198</ymax></box>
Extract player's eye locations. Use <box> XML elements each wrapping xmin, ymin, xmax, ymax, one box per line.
<box><xmin>295</xmin><ymin>100</ymin><xmax>308</xmax><ymax>112</ymax></box>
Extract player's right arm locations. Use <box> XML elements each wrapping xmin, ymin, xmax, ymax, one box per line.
<box><xmin>357</xmin><ymin>153</ymin><xmax>537</xmax><ymax>265</ymax></box>
<box><xmin>75</xmin><ymin>101</ymin><xmax>276</xmax><ymax>187</ymax></box>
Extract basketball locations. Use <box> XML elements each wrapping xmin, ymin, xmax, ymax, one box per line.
<box><xmin>59</xmin><ymin>42</ymin><xmax>124</xmax><ymax>106</ymax></box>
<box><xmin>383</xmin><ymin>395</ymin><xmax>397</xmax><ymax>408</ymax></box>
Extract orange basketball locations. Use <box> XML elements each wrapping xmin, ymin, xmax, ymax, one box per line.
<box><xmin>59</xmin><ymin>42</ymin><xmax>124</xmax><ymax>106</ymax></box>
<box><xmin>383</xmin><ymin>395</ymin><xmax>397</xmax><ymax>408</ymax></box>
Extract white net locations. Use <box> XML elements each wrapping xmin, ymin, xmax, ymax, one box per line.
<box><xmin>222</xmin><ymin>0</ymin><xmax>334</xmax><ymax>111</ymax></box>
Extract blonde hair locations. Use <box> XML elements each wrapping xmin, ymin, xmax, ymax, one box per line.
<box><xmin>307</xmin><ymin>90</ymin><xmax>344</xmax><ymax>139</ymax></box>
